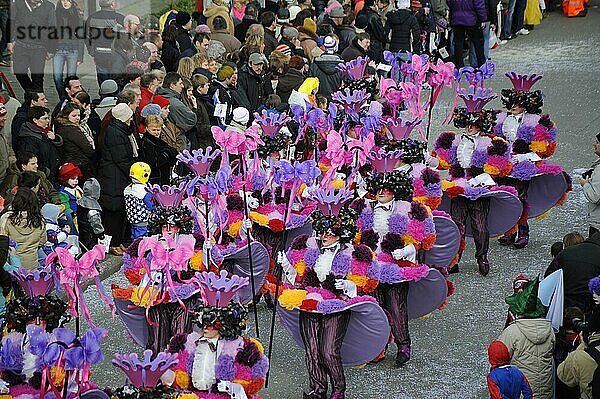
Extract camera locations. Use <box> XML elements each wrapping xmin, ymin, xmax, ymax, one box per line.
<box><xmin>572</xmin><ymin>317</ymin><xmax>590</xmax><ymax>342</ymax></box>
<box><xmin>582</xmin><ymin>169</ymin><xmax>593</xmax><ymax>179</ymax></box>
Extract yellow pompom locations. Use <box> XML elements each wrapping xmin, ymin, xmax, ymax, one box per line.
<box><xmin>250</xmin><ymin>211</ymin><xmax>269</xmax><ymax>227</ymax></box>
<box><xmin>175</xmin><ymin>370</ymin><xmax>190</xmax><ymax>389</ymax></box>
<box><xmin>228</xmin><ymin>220</ymin><xmax>243</xmax><ymax>238</ymax></box>
<box><xmin>278</xmin><ymin>289</ymin><xmax>307</xmax><ymax>310</ymax></box>
<box><xmin>530</xmin><ymin>141</ymin><xmax>547</xmax><ymax>153</ymax></box>
<box><xmin>438</xmin><ymin>158</ymin><xmax>450</xmax><ymax>170</ymax></box>
<box><xmin>298</xmin><ymin>183</ymin><xmax>308</xmax><ymax>196</ymax></box>
<box><xmin>353</xmin><ymin>231</ymin><xmax>362</xmax><ymax>245</ymax></box>
<box><xmin>346</xmin><ymin>274</ymin><xmax>367</xmax><ymax>288</ymax></box>
<box><xmin>51</xmin><ymin>366</ymin><xmax>66</xmax><ymax>387</ymax></box>
<box><xmin>441</xmin><ymin>179</ymin><xmax>455</xmax><ymax>191</ymax></box>
<box><xmin>131</xmin><ymin>286</ymin><xmax>160</xmax><ymax>307</ymax></box>
<box><xmin>295</xmin><ymin>260</ymin><xmax>307</xmax><ymax>277</ymax></box>
<box><xmin>318</xmin><ymin>163</ymin><xmax>331</xmax><ymax>174</ymax></box>
<box><xmin>332</xmin><ymin>179</ymin><xmax>345</xmax><ymax>189</ymax></box>
<box><xmin>402</xmin><ymin>235</ymin><xmax>420</xmax><ymax>246</ymax></box>
<box><xmin>249</xmin><ymin>337</ymin><xmax>264</xmax><ymax>353</ymax></box>
<box><xmin>483</xmin><ymin>165</ymin><xmax>500</xmax><ymax>176</ymax></box>
<box><xmin>190</xmin><ymin>251</ymin><xmax>206</xmax><ymax>271</ymax></box>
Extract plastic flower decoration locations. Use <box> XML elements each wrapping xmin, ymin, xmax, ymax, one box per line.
<box><xmin>254</xmin><ymin>110</ymin><xmax>291</xmax><ymax>137</ymax></box>
<box><xmin>147</xmin><ymin>181</ymin><xmax>187</xmax><ymax>207</ymax></box>
<box><xmin>177</xmin><ymin>147</ymin><xmax>222</xmax><ymax>177</ymax></box>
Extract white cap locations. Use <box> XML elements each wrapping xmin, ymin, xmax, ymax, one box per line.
<box><xmin>232</xmin><ymin>107</ymin><xmax>249</xmax><ymax>126</ymax></box>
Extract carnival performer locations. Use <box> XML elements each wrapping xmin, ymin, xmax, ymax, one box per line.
<box><xmin>161</xmin><ymin>270</ymin><xmax>269</xmax><ymax>399</ymax></box>
<box><xmin>277</xmin><ymin>190</ymin><xmax>390</xmax><ymax>399</ymax></box>
<box><xmin>433</xmin><ymin>87</ymin><xmax>522</xmax><ymax>275</ymax></box>
<box><xmin>493</xmin><ymin>72</ymin><xmax>569</xmax><ymax>249</ymax></box>
<box><xmin>57</xmin><ymin>162</ymin><xmax>84</xmax><ymax>231</ymax></box>
<box><xmin>124</xmin><ymin>162</ymin><xmax>154</xmax><ymax>240</ymax></box>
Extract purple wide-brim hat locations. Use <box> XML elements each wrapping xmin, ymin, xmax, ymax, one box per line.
<box><xmin>422</xmin><ymin>215</ymin><xmax>461</xmax><ymax>269</ymax></box>
<box><xmin>277</xmin><ymin>301</ymin><xmax>390</xmax><ymax>366</ymax></box>
<box><xmin>525</xmin><ymin>172</ymin><xmax>569</xmax><ymax>218</ymax></box>
<box><xmin>114</xmin><ymin>299</ymin><xmax>148</xmax><ymax>347</ymax></box>
<box><xmin>407</xmin><ymin>268</ymin><xmax>448</xmax><ymax>319</ymax></box>
<box><xmin>222</xmin><ymin>242</ymin><xmax>269</xmax><ymax>304</ymax></box>
<box><xmin>440</xmin><ymin>190</ymin><xmax>523</xmax><ymax>237</ymax></box>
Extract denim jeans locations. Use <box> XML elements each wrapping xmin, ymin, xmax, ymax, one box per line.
<box><xmin>0</xmin><ymin>9</ymin><xmax>8</xmax><ymax>59</ymax></box>
<box><xmin>469</xmin><ymin>22</ymin><xmax>490</xmax><ymax>67</ymax></box>
<box><xmin>501</xmin><ymin>0</ymin><xmax>516</xmax><ymax>38</ymax></box>
<box><xmin>512</xmin><ymin>0</ymin><xmax>527</xmax><ymax>32</ymax></box>
<box><xmin>53</xmin><ymin>47</ymin><xmax>79</xmax><ymax>100</ymax></box>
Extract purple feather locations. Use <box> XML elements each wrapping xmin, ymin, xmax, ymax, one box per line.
<box><xmin>425</xmin><ymin>182</ymin><xmax>442</xmax><ymax>197</ymax></box>
<box><xmin>449</xmin><ymin>164</ymin><xmax>465</xmax><ymax>178</ymax></box>
<box><xmin>463</xmin><ymin>185</ymin><xmax>489</xmax><ymax>200</ymax></box>
<box><xmin>388</xmin><ymin>213</ymin><xmax>409</xmax><ymax>235</ymax></box>
<box><xmin>516</xmin><ymin>125</ymin><xmax>535</xmax><ymax>143</ymax></box>
<box><xmin>235</xmin><ymin>341</ymin><xmax>261</xmax><ymax>366</ymax></box>
<box><xmin>449</xmin><ymin>147</ymin><xmax>459</xmax><ymax>165</ymax></box>
<box><xmin>302</xmin><ymin>268</ymin><xmax>321</xmax><ymax>288</ymax></box>
<box><xmin>424</xmin><ymin>217</ymin><xmax>435</xmax><ymax>235</ymax></box>
<box><xmin>331</xmin><ymin>254</ymin><xmax>351</xmax><ymax>276</ymax></box>
<box><xmin>511</xmin><ymin>161</ymin><xmax>538</xmax><ymax>181</ymax></box>
<box><xmin>367</xmin><ymin>261</ymin><xmax>381</xmax><ymax>279</ymax></box>
<box><xmin>381</xmin><ymin>233</ymin><xmax>404</xmax><ymax>254</ymax></box>
<box><xmin>471</xmin><ymin>150</ymin><xmax>488</xmax><ymax>168</ymax></box>
<box><xmin>304</xmin><ymin>248</ymin><xmax>320</xmax><ymax>268</ymax></box>
<box><xmin>547</xmin><ymin>127</ymin><xmax>557</xmax><ymax>141</ymax></box>
<box><xmin>378</xmin><ymin>263</ymin><xmax>403</xmax><ymax>284</ymax></box>
<box><xmin>215</xmin><ymin>354</ymin><xmax>236</xmax><ymax>381</ymax></box>
<box><xmin>358</xmin><ymin>208</ymin><xmax>374</xmax><ymax>230</ymax></box>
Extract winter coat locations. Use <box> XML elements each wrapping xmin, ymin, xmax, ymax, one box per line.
<box><xmin>385</xmin><ymin>9</ymin><xmax>421</xmax><ymax>53</ymax></box>
<box><xmin>487</xmin><ymin>365</ymin><xmax>533</xmax><ymax>399</ymax></box>
<box><xmin>234</xmin><ymin>17</ymin><xmax>258</xmax><ymax>43</ymax></box>
<box><xmin>161</xmin><ymin>40</ymin><xmax>181</xmax><ymax>73</ymax></box>
<box><xmin>557</xmin><ymin>333</ymin><xmax>600</xmax><ymax>399</ymax></box>
<box><xmin>237</xmin><ymin>63</ymin><xmax>274</xmax><ymax>114</ymax></box>
<box><xmin>208</xmin><ymin>81</ymin><xmax>234</xmax><ymax>125</ymax></box>
<box><xmin>308</xmin><ymin>53</ymin><xmax>344</xmax><ymax>100</ymax></box>
<box><xmin>84</xmin><ymin>8</ymin><xmax>124</xmax><ymax>57</ymax></box>
<box><xmin>97</xmin><ymin>119</ymin><xmax>134</xmax><ymax>211</ymax></box>
<box><xmin>10</xmin><ymin>0</ymin><xmax>56</xmax><ymax>50</ymax></box>
<box><xmin>0</xmin><ymin>212</ymin><xmax>46</xmax><ymax>270</ymax></box>
<box><xmin>77</xmin><ymin>178</ymin><xmax>104</xmax><ymax>252</ymax></box>
<box><xmin>583</xmin><ymin>158</ymin><xmax>600</xmax><ymax>231</ymax></box>
<box><xmin>56</xmin><ymin>123</ymin><xmax>95</xmax><ymax>181</ymax></box>
<box><xmin>139</xmin><ymin>133</ymin><xmax>178</xmax><ymax>186</ymax></box>
<box><xmin>263</xmin><ymin>28</ymin><xmax>279</xmax><ymax>57</ymax></box>
<box><xmin>298</xmin><ymin>28</ymin><xmax>319</xmax><ymax>61</ymax></box>
<box><xmin>0</xmin><ymin>126</ymin><xmax>13</xmax><ymax>185</ymax></box>
<box><xmin>175</xmin><ymin>26</ymin><xmax>195</xmax><ymax>58</ymax></box>
<box><xmin>204</xmin><ymin>3</ymin><xmax>235</xmax><ymax>35</ymax></box>
<box><xmin>15</xmin><ymin>122</ymin><xmax>63</xmax><ymax>182</ymax></box>
<box><xmin>211</xmin><ymin>29</ymin><xmax>242</xmax><ymax>54</ymax></box>
<box><xmin>337</xmin><ymin>25</ymin><xmax>357</xmax><ymax>53</ymax></box>
<box><xmin>276</xmin><ymin>68</ymin><xmax>305</xmax><ymax>104</ymax></box>
<box><xmin>55</xmin><ymin>4</ymin><xmax>85</xmax><ymax>61</ymax></box>
<box><xmin>499</xmin><ymin>318</ymin><xmax>555</xmax><ymax>399</ymax></box>
<box><xmin>11</xmin><ymin>104</ymin><xmax>28</xmax><ymax>149</ymax></box>
<box><xmin>156</xmin><ymin>87</ymin><xmax>198</xmax><ymax>132</ymax></box>
<box><xmin>545</xmin><ymin>234</ymin><xmax>600</xmax><ymax>312</ymax></box>
<box><xmin>446</xmin><ymin>0</ymin><xmax>488</xmax><ymax>26</ymax></box>
<box><xmin>357</xmin><ymin>7</ymin><xmax>386</xmax><ymax>63</ymax></box>
<box><xmin>341</xmin><ymin>39</ymin><xmax>368</xmax><ymax>62</ymax></box>
<box><xmin>193</xmin><ymin>92</ymin><xmax>214</xmax><ymax>149</ymax></box>
<box><xmin>0</xmin><ymin>165</ymin><xmax>60</xmax><ymax>204</ymax></box>
<box><xmin>432</xmin><ymin>0</ymin><xmax>450</xmax><ymax>19</ymax></box>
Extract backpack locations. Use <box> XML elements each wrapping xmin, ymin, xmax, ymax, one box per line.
<box><xmin>584</xmin><ymin>342</ymin><xmax>600</xmax><ymax>399</ymax></box>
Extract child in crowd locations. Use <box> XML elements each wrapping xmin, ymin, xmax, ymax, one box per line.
<box><xmin>40</xmin><ymin>203</ymin><xmax>79</xmax><ymax>258</ymax></box>
<box><xmin>57</xmin><ymin>163</ymin><xmax>84</xmax><ymax>232</ymax></box>
<box><xmin>487</xmin><ymin>340</ymin><xmax>533</xmax><ymax>399</ymax></box>
<box><xmin>77</xmin><ymin>178</ymin><xmax>107</xmax><ymax>252</ymax></box>
<box><xmin>124</xmin><ymin>162</ymin><xmax>154</xmax><ymax>239</ymax></box>
<box><xmin>139</xmin><ymin>115</ymin><xmax>178</xmax><ymax>186</ymax></box>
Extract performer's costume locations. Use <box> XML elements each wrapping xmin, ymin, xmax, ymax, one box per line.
<box><xmin>493</xmin><ymin>72</ymin><xmax>570</xmax><ymax>248</ymax></box>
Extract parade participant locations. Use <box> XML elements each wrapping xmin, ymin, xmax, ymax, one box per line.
<box><xmin>277</xmin><ymin>190</ymin><xmax>389</xmax><ymax>399</ymax></box>
<box><xmin>77</xmin><ymin>178</ymin><xmax>106</xmax><ymax>252</ymax></box>
<box><xmin>124</xmin><ymin>162</ymin><xmax>154</xmax><ymax>239</ymax></box>
<box><xmin>487</xmin><ymin>340</ymin><xmax>533</xmax><ymax>399</ymax></box>
<box><xmin>352</xmin><ymin>169</ymin><xmax>446</xmax><ymax>367</ymax></box>
<box><xmin>162</xmin><ymin>270</ymin><xmax>269</xmax><ymax>399</ymax></box>
<box><xmin>57</xmin><ymin>162</ymin><xmax>83</xmax><ymax>231</ymax></box>
<box><xmin>40</xmin><ymin>203</ymin><xmax>78</xmax><ymax>258</ymax></box>
<box><xmin>433</xmin><ymin>87</ymin><xmax>522</xmax><ymax>275</ymax></box>
<box><xmin>493</xmin><ymin>72</ymin><xmax>568</xmax><ymax>249</ymax></box>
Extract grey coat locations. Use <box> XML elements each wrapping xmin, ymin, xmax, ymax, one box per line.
<box><xmin>583</xmin><ymin>158</ymin><xmax>600</xmax><ymax>230</ymax></box>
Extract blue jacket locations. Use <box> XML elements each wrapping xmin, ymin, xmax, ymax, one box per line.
<box><xmin>487</xmin><ymin>365</ymin><xmax>533</xmax><ymax>399</ymax></box>
<box><xmin>447</xmin><ymin>0</ymin><xmax>488</xmax><ymax>26</ymax></box>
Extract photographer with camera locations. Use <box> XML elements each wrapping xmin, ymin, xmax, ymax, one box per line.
<box><xmin>581</xmin><ymin>133</ymin><xmax>600</xmax><ymax>238</ymax></box>
<box><xmin>557</xmin><ymin>308</ymin><xmax>600</xmax><ymax>399</ymax></box>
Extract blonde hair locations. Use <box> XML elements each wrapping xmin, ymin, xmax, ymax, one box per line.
<box><xmin>246</xmin><ymin>24</ymin><xmax>264</xmax><ymax>40</ymax></box>
<box><xmin>563</xmin><ymin>232</ymin><xmax>584</xmax><ymax>248</ymax></box>
<box><xmin>151</xmin><ymin>69</ymin><xmax>166</xmax><ymax>85</ymax></box>
<box><xmin>177</xmin><ymin>57</ymin><xmax>195</xmax><ymax>79</ymax></box>
<box><xmin>145</xmin><ymin>114</ymin><xmax>164</xmax><ymax>127</ymax></box>
<box><xmin>192</xmin><ymin>53</ymin><xmax>209</xmax><ymax>68</ymax></box>
<box><xmin>269</xmin><ymin>50</ymin><xmax>290</xmax><ymax>74</ymax></box>
<box><xmin>191</xmin><ymin>73</ymin><xmax>209</xmax><ymax>89</ymax></box>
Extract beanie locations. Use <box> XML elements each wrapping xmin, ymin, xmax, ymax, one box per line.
<box><xmin>487</xmin><ymin>340</ymin><xmax>510</xmax><ymax>369</ymax></box>
<box><xmin>289</xmin><ymin>5</ymin><xmax>302</xmax><ymax>21</ymax></box>
<box><xmin>396</xmin><ymin>0</ymin><xmax>410</xmax><ymax>8</ymax></box>
<box><xmin>217</xmin><ymin>65</ymin><xmax>235</xmax><ymax>81</ymax></box>
<box><xmin>233</xmin><ymin>107</ymin><xmax>249</xmax><ymax>126</ymax></box>
<box><xmin>141</xmin><ymin>103</ymin><xmax>161</xmax><ymax>118</ymax></box>
<box><xmin>112</xmin><ymin>103</ymin><xmax>134</xmax><ymax>123</ymax></box>
<box><xmin>100</xmin><ymin>79</ymin><xmax>119</xmax><ymax>96</ymax></box>
<box><xmin>323</xmin><ymin>35</ymin><xmax>338</xmax><ymax>52</ymax></box>
<box><xmin>303</xmin><ymin>18</ymin><xmax>317</xmax><ymax>34</ymax></box>
<box><xmin>355</xmin><ymin>14</ymin><xmax>368</xmax><ymax>30</ymax></box>
<box><xmin>175</xmin><ymin>11</ymin><xmax>191</xmax><ymax>27</ymax></box>
<box><xmin>152</xmin><ymin>94</ymin><xmax>170</xmax><ymax>109</ymax></box>
<box><xmin>58</xmin><ymin>163</ymin><xmax>82</xmax><ymax>184</ymax></box>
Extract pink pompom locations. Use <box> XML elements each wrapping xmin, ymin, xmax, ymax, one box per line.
<box><xmin>407</xmin><ymin>219</ymin><xmax>426</xmax><ymax>241</ymax></box>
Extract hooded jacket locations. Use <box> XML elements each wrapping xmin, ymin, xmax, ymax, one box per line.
<box><xmin>385</xmin><ymin>9</ymin><xmax>421</xmax><ymax>53</ymax></box>
<box><xmin>487</xmin><ymin>340</ymin><xmax>533</xmax><ymax>399</ymax></box>
<box><xmin>56</xmin><ymin>122</ymin><xmax>95</xmax><ymax>181</ymax></box>
<box><xmin>156</xmin><ymin>87</ymin><xmax>198</xmax><ymax>132</ymax></box>
<box><xmin>0</xmin><ymin>211</ymin><xmax>46</xmax><ymax>270</ymax></box>
<box><xmin>557</xmin><ymin>333</ymin><xmax>600</xmax><ymax>399</ymax></box>
<box><xmin>308</xmin><ymin>53</ymin><xmax>344</xmax><ymax>100</ymax></box>
<box><xmin>446</xmin><ymin>0</ymin><xmax>488</xmax><ymax>26</ymax></box>
<box><xmin>204</xmin><ymin>3</ymin><xmax>235</xmax><ymax>35</ymax></box>
<box><xmin>77</xmin><ymin>178</ymin><xmax>104</xmax><ymax>251</ymax></box>
<box><xmin>337</xmin><ymin>25</ymin><xmax>357</xmax><ymax>54</ymax></box>
<box><xmin>357</xmin><ymin>7</ymin><xmax>386</xmax><ymax>63</ymax></box>
<box><xmin>297</xmin><ymin>28</ymin><xmax>319</xmax><ymax>61</ymax></box>
<box><xmin>276</xmin><ymin>68</ymin><xmax>305</xmax><ymax>104</ymax></box>
<box><xmin>211</xmin><ymin>28</ymin><xmax>242</xmax><ymax>54</ymax></box>
<box><xmin>499</xmin><ymin>318</ymin><xmax>555</xmax><ymax>399</ymax></box>
<box><xmin>237</xmin><ymin>63</ymin><xmax>274</xmax><ymax>114</ymax></box>
<box><xmin>15</xmin><ymin>122</ymin><xmax>63</xmax><ymax>182</ymax></box>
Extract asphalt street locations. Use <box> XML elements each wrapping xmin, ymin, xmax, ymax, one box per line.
<box><xmin>3</xmin><ymin>5</ymin><xmax>600</xmax><ymax>398</ymax></box>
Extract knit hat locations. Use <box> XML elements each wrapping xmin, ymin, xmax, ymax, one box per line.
<box><xmin>505</xmin><ymin>277</ymin><xmax>545</xmax><ymax>319</ymax></box>
<box><xmin>323</xmin><ymin>35</ymin><xmax>338</xmax><ymax>52</ymax></box>
<box><xmin>207</xmin><ymin>41</ymin><xmax>227</xmax><ymax>59</ymax></box>
<box><xmin>41</xmin><ymin>203</ymin><xmax>61</xmax><ymax>224</ymax></box>
<box><xmin>195</xmin><ymin>24</ymin><xmax>212</xmax><ymax>34</ymax></box>
<box><xmin>282</xmin><ymin>26</ymin><xmax>299</xmax><ymax>40</ymax></box>
<box><xmin>277</xmin><ymin>8</ymin><xmax>290</xmax><ymax>22</ymax></box>
<box><xmin>487</xmin><ymin>340</ymin><xmax>510</xmax><ymax>369</ymax></box>
<box><xmin>513</xmin><ymin>274</ymin><xmax>530</xmax><ymax>293</ymax></box>
<box><xmin>57</xmin><ymin>162</ymin><xmax>82</xmax><ymax>184</ymax></box>
<box><xmin>289</xmin><ymin>5</ymin><xmax>302</xmax><ymax>21</ymax></box>
<box><xmin>233</xmin><ymin>107</ymin><xmax>250</xmax><ymax>126</ymax></box>
<box><xmin>175</xmin><ymin>11</ymin><xmax>191</xmax><ymax>26</ymax></box>
<box><xmin>112</xmin><ymin>103</ymin><xmax>134</xmax><ymax>123</ymax></box>
<box><xmin>396</xmin><ymin>0</ymin><xmax>410</xmax><ymax>9</ymax></box>
<box><xmin>217</xmin><ymin>65</ymin><xmax>235</xmax><ymax>81</ymax></box>
<box><xmin>152</xmin><ymin>94</ymin><xmax>170</xmax><ymax>109</ymax></box>
<box><xmin>141</xmin><ymin>103</ymin><xmax>161</xmax><ymax>117</ymax></box>
<box><xmin>329</xmin><ymin>6</ymin><xmax>345</xmax><ymax>18</ymax></box>
<box><xmin>249</xmin><ymin>52</ymin><xmax>266</xmax><ymax>65</ymax></box>
<box><xmin>275</xmin><ymin>44</ymin><xmax>292</xmax><ymax>57</ymax></box>
<box><xmin>303</xmin><ymin>18</ymin><xmax>317</xmax><ymax>34</ymax></box>
<box><xmin>355</xmin><ymin>14</ymin><xmax>368</xmax><ymax>30</ymax></box>
<box><xmin>100</xmin><ymin>79</ymin><xmax>119</xmax><ymax>96</ymax></box>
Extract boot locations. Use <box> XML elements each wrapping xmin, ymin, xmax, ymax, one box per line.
<box><xmin>303</xmin><ymin>391</ymin><xmax>326</xmax><ymax>399</ymax></box>
<box><xmin>448</xmin><ymin>264</ymin><xmax>460</xmax><ymax>274</ymax></box>
<box><xmin>330</xmin><ymin>392</ymin><xmax>345</xmax><ymax>399</ymax></box>
<box><xmin>477</xmin><ymin>257</ymin><xmax>490</xmax><ymax>276</ymax></box>
<box><xmin>395</xmin><ymin>345</ymin><xmax>410</xmax><ymax>368</ymax></box>
<box><xmin>498</xmin><ymin>233</ymin><xmax>516</xmax><ymax>246</ymax></box>
<box><xmin>513</xmin><ymin>234</ymin><xmax>529</xmax><ymax>249</ymax></box>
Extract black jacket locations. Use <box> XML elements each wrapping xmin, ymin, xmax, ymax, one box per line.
<box><xmin>357</xmin><ymin>7</ymin><xmax>386</xmax><ymax>63</ymax></box>
<box><xmin>341</xmin><ymin>39</ymin><xmax>368</xmax><ymax>62</ymax></box>
<box><xmin>140</xmin><ymin>133</ymin><xmax>178</xmax><ymax>186</ymax></box>
<box><xmin>85</xmin><ymin>8</ymin><xmax>125</xmax><ymax>57</ymax></box>
<box><xmin>336</xmin><ymin>25</ymin><xmax>357</xmax><ymax>54</ymax></box>
<box><xmin>237</xmin><ymin>63</ymin><xmax>274</xmax><ymax>114</ymax></box>
<box><xmin>263</xmin><ymin>28</ymin><xmax>278</xmax><ymax>57</ymax></box>
<box><xmin>385</xmin><ymin>9</ymin><xmax>421</xmax><ymax>53</ymax></box>
<box><xmin>545</xmin><ymin>235</ymin><xmax>600</xmax><ymax>313</ymax></box>
<box><xmin>15</xmin><ymin>122</ymin><xmax>63</xmax><ymax>181</ymax></box>
<box><xmin>97</xmin><ymin>119</ymin><xmax>134</xmax><ymax>211</ymax></box>
<box><xmin>162</xmin><ymin>40</ymin><xmax>181</xmax><ymax>73</ymax></box>
<box><xmin>176</xmin><ymin>26</ymin><xmax>195</xmax><ymax>57</ymax></box>
<box><xmin>193</xmin><ymin>92</ymin><xmax>214</xmax><ymax>149</ymax></box>
<box><xmin>56</xmin><ymin>123</ymin><xmax>95</xmax><ymax>181</ymax></box>
<box><xmin>11</xmin><ymin>105</ymin><xmax>28</xmax><ymax>148</ymax></box>
<box><xmin>276</xmin><ymin>68</ymin><xmax>304</xmax><ymax>104</ymax></box>
<box><xmin>10</xmin><ymin>0</ymin><xmax>56</xmax><ymax>50</ymax></box>
<box><xmin>234</xmin><ymin>17</ymin><xmax>257</xmax><ymax>43</ymax></box>
<box><xmin>485</xmin><ymin>0</ymin><xmax>499</xmax><ymax>26</ymax></box>
<box><xmin>308</xmin><ymin>53</ymin><xmax>344</xmax><ymax>100</ymax></box>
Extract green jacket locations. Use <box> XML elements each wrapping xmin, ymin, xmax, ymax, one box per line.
<box><xmin>0</xmin><ymin>163</ymin><xmax>60</xmax><ymax>205</ymax></box>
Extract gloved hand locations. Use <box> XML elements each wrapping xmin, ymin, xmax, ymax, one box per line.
<box><xmin>468</xmin><ymin>173</ymin><xmax>496</xmax><ymax>187</ymax></box>
<box><xmin>218</xmin><ymin>381</ymin><xmax>249</xmax><ymax>399</ymax></box>
<box><xmin>392</xmin><ymin>244</ymin><xmax>416</xmax><ymax>263</ymax></box>
<box><xmin>423</xmin><ymin>149</ymin><xmax>439</xmax><ymax>168</ymax></box>
<box><xmin>203</xmin><ymin>238</ymin><xmax>213</xmax><ymax>251</ymax></box>
<box><xmin>335</xmin><ymin>279</ymin><xmax>357</xmax><ymax>298</ymax></box>
<box><xmin>277</xmin><ymin>251</ymin><xmax>296</xmax><ymax>284</ymax></box>
<box><xmin>240</xmin><ymin>219</ymin><xmax>253</xmax><ymax>240</ymax></box>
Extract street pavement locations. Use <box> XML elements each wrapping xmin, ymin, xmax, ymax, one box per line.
<box><xmin>3</xmin><ymin>4</ymin><xmax>600</xmax><ymax>398</ymax></box>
